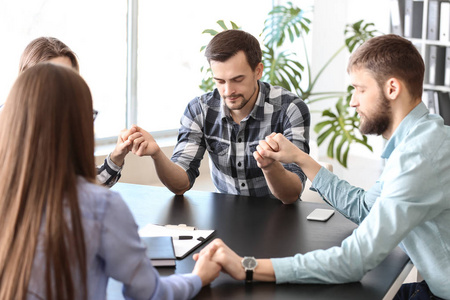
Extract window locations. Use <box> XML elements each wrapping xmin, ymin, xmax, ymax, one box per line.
<box><xmin>0</xmin><ymin>0</ymin><xmax>273</xmax><ymax>140</ymax></box>
<box><xmin>136</xmin><ymin>0</ymin><xmax>273</xmax><ymax>134</ymax></box>
<box><xmin>0</xmin><ymin>0</ymin><xmax>127</xmax><ymax>140</ymax></box>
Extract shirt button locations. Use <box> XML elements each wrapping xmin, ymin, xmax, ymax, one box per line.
<box><xmin>241</xmin><ymin>183</ymin><xmax>246</xmax><ymax>187</ymax></box>
<box><xmin>238</xmin><ymin>162</ymin><xmax>242</xmax><ymax>167</ymax></box>
<box><xmin>238</xmin><ymin>138</ymin><xmax>242</xmax><ymax>143</ymax></box>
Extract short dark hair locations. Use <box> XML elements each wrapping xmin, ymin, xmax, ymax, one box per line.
<box><xmin>347</xmin><ymin>34</ymin><xmax>424</xmax><ymax>100</ymax></box>
<box><xmin>205</xmin><ymin>30</ymin><xmax>262</xmax><ymax>70</ymax></box>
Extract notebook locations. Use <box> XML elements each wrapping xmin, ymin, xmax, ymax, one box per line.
<box><xmin>139</xmin><ymin>223</ymin><xmax>215</xmax><ymax>259</ymax></box>
<box><xmin>141</xmin><ymin>236</ymin><xmax>176</xmax><ymax>267</ymax></box>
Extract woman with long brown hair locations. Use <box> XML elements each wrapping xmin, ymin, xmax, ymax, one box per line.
<box><xmin>17</xmin><ymin>36</ymin><xmax>140</xmax><ymax>188</ymax></box>
<box><xmin>0</xmin><ymin>63</ymin><xmax>219</xmax><ymax>300</ymax></box>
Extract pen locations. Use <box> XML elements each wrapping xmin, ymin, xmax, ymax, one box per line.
<box><xmin>174</xmin><ymin>235</ymin><xmax>193</xmax><ymax>240</ymax></box>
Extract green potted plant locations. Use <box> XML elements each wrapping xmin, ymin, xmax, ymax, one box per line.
<box><xmin>199</xmin><ymin>2</ymin><xmax>380</xmax><ymax>167</ymax></box>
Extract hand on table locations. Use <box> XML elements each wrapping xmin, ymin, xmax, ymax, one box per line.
<box><xmin>192</xmin><ymin>245</ymin><xmax>222</xmax><ymax>286</ymax></box>
<box><xmin>193</xmin><ymin>239</ymin><xmax>245</xmax><ymax>281</ymax></box>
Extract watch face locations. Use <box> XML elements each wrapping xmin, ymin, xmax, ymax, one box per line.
<box><xmin>242</xmin><ymin>257</ymin><xmax>257</xmax><ymax>269</ymax></box>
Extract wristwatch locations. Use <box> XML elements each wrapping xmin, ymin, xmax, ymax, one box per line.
<box><xmin>241</xmin><ymin>256</ymin><xmax>258</xmax><ymax>283</ymax></box>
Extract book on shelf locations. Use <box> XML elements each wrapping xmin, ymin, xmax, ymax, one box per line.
<box><xmin>445</xmin><ymin>47</ymin><xmax>450</xmax><ymax>86</ymax></box>
<box><xmin>438</xmin><ymin>91</ymin><xmax>450</xmax><ymax>126</ymax></box>
<box><xmin>404</xmin><ymin>0</ymin><xmax>424</xmax><ymax>38</ymax></box>
<box><xmin>427</xmin><ymin>45</ymin><xmax>446</xmax><ymax>85</ymax></box>
<box><xmin>440</xmin><ymin>1</ymin><xmax>450</xmax><ymax>42</ymax></box>
<box><xmin>390</xmin><ymin>0</ymin><xmax>405</xmax><ymax>35</ymax></box>
<box><xmin>141</xmin><ymin>236</ymin><xmax>176</xmax><ymax>267</ymax></box>
<box><xmin>424</xmin><ymin>90</ymin><xmax>450</xmax><ymax>126</ymax></box>
<box><xmin>427</xmin><ymin>0</ymin><xmax>441</xmax><ymax>40</ymax></box>
<box><xmin>423</xmin><ymin>90</ymin><xmax>439</xmax><ymax>114</ymax></box>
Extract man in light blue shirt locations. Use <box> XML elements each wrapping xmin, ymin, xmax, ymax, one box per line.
<box><xmin>196</xmin><ymin>34</ymin><xmax>450</xmax><ymax>299</ymax></box>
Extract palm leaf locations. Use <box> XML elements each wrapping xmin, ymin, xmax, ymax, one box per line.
<box><xmin>263</xmin><ymin>1</ymin><xmax>311</xmax><ymax>47</ymax></box>
<box><xmin>344</xmin><ymin>20</ymin><xmax>380</xmax><ymax>52</ymax></box>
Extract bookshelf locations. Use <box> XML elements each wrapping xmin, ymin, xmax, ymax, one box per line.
<box><xmin>391</xmin><ymin>0</ymin><xmax>450</xmax><ymax>125</ymax></box>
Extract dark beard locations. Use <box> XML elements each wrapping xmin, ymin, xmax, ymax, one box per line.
<box><xmin>225</xmin><ymin>86</ymin><xmax>258</xmax><ymax>111</ymax></box>
<box><xmin>359</xmin><ymin>93</ymin><xmax>391</xmax><ymax>136</ymax></box>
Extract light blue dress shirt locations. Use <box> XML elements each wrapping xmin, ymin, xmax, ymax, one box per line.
<box><xmin>27</xmin><ymin>178</ymin><xmax>202</xmax><ymax>300</ymax></box>
<box><xmin>271</xmin><ymin>102</ymin><xmax>450</xmax><ymax>299</ymax></box>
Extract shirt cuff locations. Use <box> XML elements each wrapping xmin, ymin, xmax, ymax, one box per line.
<box><xmin>311</xmin><ymin>166</ymin><xmax>333</xmax><ymax>191</ymax></box>
<box><xmin>181</xmin><ymin>273</ymin><xmax>202</xmax><ymax>296</ymax></box>
<box><xmin>106</xmin><ymin>153</ymin><xmax>124</xmax><ymax>171</ymax></box>
<box><xmin>271</xmin><ymin>257</ymin><xmax>298</xmax><ymax>284</ymax></box>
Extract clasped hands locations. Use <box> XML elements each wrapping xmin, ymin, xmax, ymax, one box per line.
<box><xmin>109</xmin><ymin>125</ymin><xmax>161</xmax><ymax>166</ymax></box>
<box><xmin>253</xmin><ymin>132</ymin><xmax>301</xmax><ymax>168</ymax></box>
<box><xmin>113</xmin><ymin>127</ymin><xmax>296</xmax><ymax>168</ymax></box>
<box><xmin>193</xmin><ymin>238</ymin><xmax>275</xmax><ymax>285</ymax></box>
<box><xmin>193</xmin><ymin>238</ymin><xmax>248</xmax><ymax>282</ymax></box>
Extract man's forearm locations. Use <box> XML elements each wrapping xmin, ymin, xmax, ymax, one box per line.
<box><xmin>262</xmin><ymin>162</ymin><xmax>302</xmax><ymax>204</ymax></box>
<box><xmin>254</xmin><ymin>259</ymin><xmax>276</xmax><ymax>282</ymax></box>
<box><xmin>151</xmin><ymin>150</ymin><xmax>191</xmax><ymax>195</ymax></box>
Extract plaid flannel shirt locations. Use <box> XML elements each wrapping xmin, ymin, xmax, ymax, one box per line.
<box><xmin>97</xmin><ymin>154</ymin><xmax>121</xmax><ymax>188</ymax></box>
<box><xmin>171</xmin><ymin>81</ymin><xmax>310</xmax><ymax>198</ymax></box>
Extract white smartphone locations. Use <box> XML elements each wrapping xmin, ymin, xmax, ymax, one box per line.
<box><xmin>306</xmin><ymin>209</ymin><xmax>335</xmax><ymax>222</ymax></box>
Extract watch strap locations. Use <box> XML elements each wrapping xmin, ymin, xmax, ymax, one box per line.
<box><xmin>245</xmin><ymin>269</ymin><xmax>253</xmax><ymax>282</ymax></box>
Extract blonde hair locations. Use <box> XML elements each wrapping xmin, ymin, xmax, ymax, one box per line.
<box><xmin>19</xmin><ymin>37</ymin><xmax>79</xmax><ymax>73</ymax></box>
<box><xmin>0</xmin><ymin>63</ymin><xmax>95</xmax><ymax>299</ymax></box>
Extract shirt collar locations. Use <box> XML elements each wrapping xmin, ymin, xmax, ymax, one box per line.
<box><xmin>219</xmin><ymin>81</ymin><xmax>265</xmax><ymax>122</ymax></box>
<box><xmin>381</xmin><ymin>101</ymin><xmax>428</xmax><ymax>159</ymax></box>
<box><xmin>250</xmin><ymin>81</ymin><xmax>267</xmax><ymax>121</ymax></box>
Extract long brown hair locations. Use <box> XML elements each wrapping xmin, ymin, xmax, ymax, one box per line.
<box><xmin>0</xmin><ymin>63</ymin><xmax>96</xmax><ymax>299</ymax></box>
<box><xmin>19</xmin><ymin>37</ymin><xmax>80</xmax><ymax>73</ymax></box>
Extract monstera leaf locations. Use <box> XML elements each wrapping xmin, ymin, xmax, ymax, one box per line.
<box><xmin>345</xmin><ymin>20</ymin><xmax>378</xmax><ymax>52</ymax></box>
<box><xmin>314</xmin><ymin>86</ymin><xmax>372</xmax><ymax>167</ymax></box>
<box><xmin>261</xmin><ymin>45</ymin><xmax>304</xmax><ymax>93</ymax></box>
<box><xmin>262</xmin><ymin>1</ymin><xmax>311</xmax><ymax>47</ymax></box>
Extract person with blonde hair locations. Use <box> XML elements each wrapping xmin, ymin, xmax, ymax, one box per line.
<box><xmin>17</xmin><ymin>36</ymin><xmax>140</xmax><ymax>187</ymax></box>
<box><xmin>0</xmin><ymin>63</ymin><xmax>220</xmax><ymax>300</ymax></box>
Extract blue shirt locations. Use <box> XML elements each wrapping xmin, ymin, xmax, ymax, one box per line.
<box><xmin>271</xmin><ymin>102</ymin><xmax>450</xmax><ymax>299</ymax></box>
<box><xmin>27</xmin><ymin>178</ymin><xmax>202</xmax><ymax>300</ymax></box>
<box><xmin>171</xmin><ymin>81</ymin><xmax>310</xmax><ymax>197</ymax></box>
